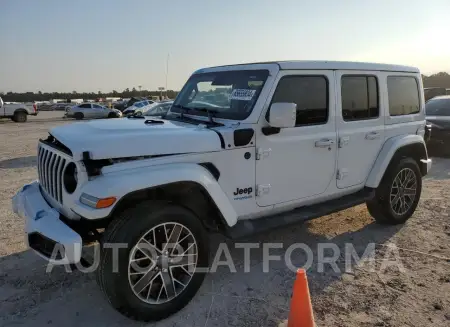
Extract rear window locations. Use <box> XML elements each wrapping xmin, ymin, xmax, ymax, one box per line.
<box><xmin>387</xmin><ymin>76</ymin><xmax>420</xmax><ymax>116</ymax></box>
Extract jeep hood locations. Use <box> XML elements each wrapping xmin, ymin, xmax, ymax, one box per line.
<box><xmin>49</xmin><ymin>118</ymin><xmax>223</xmax><ymax>160</ymax></box>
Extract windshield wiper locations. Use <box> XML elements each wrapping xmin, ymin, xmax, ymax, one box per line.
<box><xmin>172</xmin><ymin>104</ymin><xmax>192</xmax><ymax>119</ymax></box>
<box><xmin>191</xmin><ymin>107</ymin><xmax>219</xmax><ymax>124</ymax></box>
<box><xmin>169</xmin><ymin>105</ymin><xmax>223</xmax><ymax>127</ymax></box>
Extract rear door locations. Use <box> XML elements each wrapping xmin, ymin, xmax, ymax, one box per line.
<box><xmin>92</xmin><ymin>104</ymin><xmax>108</xmax><ymax>118</ymax></box>
<box><xmin>336</xmin><ymin>71</ymin><xmax>385</xmax><ymax>188</ymax></box>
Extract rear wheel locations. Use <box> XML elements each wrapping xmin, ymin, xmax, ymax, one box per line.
<box><xmin>97</xmin><ymin>202</ymin><xmax>209</xmax><ymax>321</ymax></box>
<box><xmin>13</xmin><ymin>111</ymin><xmax>27</xmax><ymax>122</ymax></box>
<box><xmin>367</xmin><ymin>158</ymin><xmax>422</xmax><ymax>224</ymax></box>
<box><xmin>74</xmin><ymin>112</ymin><xmax>84</xmax><ymax>120</ymax></box>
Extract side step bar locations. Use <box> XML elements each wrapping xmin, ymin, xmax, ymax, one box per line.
<box><xmin>225</xmin><ymin>188</ymin><xmax>375</xmax><ymax>239</ymax></box>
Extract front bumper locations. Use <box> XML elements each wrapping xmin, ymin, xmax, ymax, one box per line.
<box><xmin>12</xmin><ymin>181</ymin><xmax>82</xmax><ymax>265</ymax></box>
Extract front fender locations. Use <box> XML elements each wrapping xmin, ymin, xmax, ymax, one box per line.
<box><xmin>365</xmin><ymin>134</ymin><xmax>427</xmax><ymax>188</ymax></box>
<box><xmin>73</xmin><ymin>163</ymin><xmax>238</xmax><ymax>226</ymax></box>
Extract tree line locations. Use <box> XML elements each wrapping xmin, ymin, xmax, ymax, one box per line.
<box><xmin>0</xmin><ymin>88</ymin><xmax>179</xmax><ymax>103</ymax></box>
<box><xmin>1</xmin><ymin>72</ymin><xmax>449</xmax><ymax>103</ymax></box>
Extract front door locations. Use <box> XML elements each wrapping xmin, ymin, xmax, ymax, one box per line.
<box><xmin>336</xmin><ymin>71</ymin><xmax>385</xmax><ymax>188</ymax></box>
<box><xmin>256</xmin><ymin>70</ymin><xmax>337</xmax><ymax>207</ymax></box>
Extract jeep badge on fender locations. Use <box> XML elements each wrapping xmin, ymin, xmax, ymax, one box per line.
<box><xmin>234</xmin><ymin>187</ymin><xmax>253</xmax><ymax>196</ymax></box>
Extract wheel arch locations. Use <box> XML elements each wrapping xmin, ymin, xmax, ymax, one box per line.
<box><xmin>366</xmin><ymin>134</ymin><xmax>428</xmax><ymax>188</ymax></box>
<box><xmin>14</xmin><ymin>108</ymin><xmax>28</xmax><ymax>115</ymax></box>
<box><xmin>75</xmin><ymin>163</ymin><xmax>238</xmax><ymax>229</ymax></box>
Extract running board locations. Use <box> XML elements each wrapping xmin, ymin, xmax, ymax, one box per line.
<box><xmin>225</xmin><ymin>188</ymin><xmax>375</xmax><ymax>239</ymax></box>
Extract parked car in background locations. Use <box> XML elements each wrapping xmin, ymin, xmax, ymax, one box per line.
<box><xmin>143</xmin><ymin>100</ymin><xmax>173</xmax><ymax>117</ymax></box>
<box><xmin>65</xmin><ymin>103</ymin><xmax>121</xmax><ymax>120</ymax></box>
<box><xmin>426</xmin><ymin>95</ymin><xmax>450</xmax><ymax>131</ymax></box>
<box><xmin>114</xmin><ymin>97</ymin><xmax>146</xmax><ymax>111</ymax></box>
<box><xmin>425</xmin><ymin>95</ymin><xmax>450</xmax><ymax>156</ymax></box>
<box><xmin>122</xmin><ymin>100</ymin><xmax>155</xmax><ymax>116</ymax></box>
<box><xmin>52</xmin><ymin>103</ymin><xmax>71</xmax><ymax>111</ymax></box>
<box><xmin>424</xmin><ymin>87</ymin><xmax>447</xmax><ymax>101</ymax></box>
<box><xmin>0</xmin><ymin>97</ymin><xmax>37</xmax><ymax>122</ymax></box>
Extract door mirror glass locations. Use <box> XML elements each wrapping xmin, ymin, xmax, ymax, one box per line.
<box><xmin>0</xmin><ymin>98</ymin><xmax>3</xmax><ymax>107</ymax></box>
<box><xmin>268</xmin><ymin>102</ymin><xmax>296</xmax><ymax>128</ymax></box>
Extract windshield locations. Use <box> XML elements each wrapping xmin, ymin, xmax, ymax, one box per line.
<box><xmin>134</xmin><ymin>102</ymin><xmax>146</xmax><ymax>108</ymax></box>
<box><xmin>426</xmin><ymin>98</ymin><xmax>450</xmax><ymax>116</ymax></box>
<box><xmin>172</xmin><ymin>70</ymin><xmax>269</xmax><ymax>120</ymax></box>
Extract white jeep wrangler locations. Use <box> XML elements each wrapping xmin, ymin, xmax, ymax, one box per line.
<box><xmin>12</xmin><ymin>61</ymin><xmax>432</xmax><ymax>321</ymax></box>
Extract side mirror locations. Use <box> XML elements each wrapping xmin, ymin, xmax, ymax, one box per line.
<box><xmin>268</xmin><ymin>102</ymin><xmax>296</xmax><ymax>128</ymax></box>
<box><xmin>0</xmin><ymin>98</ymin><xmax>3</xmax><ymax>107</ymax></box>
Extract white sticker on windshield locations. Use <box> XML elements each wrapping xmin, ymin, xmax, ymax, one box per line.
<box><xmin>229</xmin><ymin>89</ymin><xmax>256</xmax><ymax>101</ymax></box>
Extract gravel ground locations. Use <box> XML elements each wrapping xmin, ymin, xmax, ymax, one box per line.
<box><xmin>0</xmin><ymin>112</ymin><xmax>449</xmax><ymax>327</ymax></box>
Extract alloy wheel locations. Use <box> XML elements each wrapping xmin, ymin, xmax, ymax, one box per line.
<box><xmin>390</xmin><ymin>168</ymin><xmax>417</xmax><ymax>216</ymax></box>
<box><xmin>128</xmin><ymin>222</ymin><xmax>198</xmax><ymax>304</ymax></box>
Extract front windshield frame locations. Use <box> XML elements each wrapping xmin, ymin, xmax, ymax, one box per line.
<box><xmin>171</xmin><ymin>69</ymin><xmax>269</xmax><ymax>120</ymax></box>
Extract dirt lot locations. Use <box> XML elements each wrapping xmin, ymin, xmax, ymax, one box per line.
<box><xmin>0</xmin><ymin>111</ymin><xmax>449</xmax><ymax>326</ymax></box>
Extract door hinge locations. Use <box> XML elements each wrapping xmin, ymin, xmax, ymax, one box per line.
<box><xmin>339</xmin><ymin>136</ymin><xmax>350</xmax><ymax>148</ymax></box>
<box><xmin>256</xmin><ymin>184</ymin><xmax>271</xmax><ymax>196</ymax></box>
<box><xmin>336</xmin><ymin>169</ymin><xmax>348</xmax><ymax>180</ymax></box>
<box><xmin>256</xmin><ymin>148</ymin><xmax>272</xmax><ymax>160</ymax></box>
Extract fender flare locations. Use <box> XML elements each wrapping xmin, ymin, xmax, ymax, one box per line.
<box><xmin>14</xmin><ymin>108</ymin><xmax>28</xmax><ymax>114</ymax></box>
<box><xmin>365</xmin><ymin>134</ymin><xmax>427</xmax><ymax>188</ymax></box>
<box><xmin>75</xmin><ymin>163</ymin><xmax>238</xmax><ymax>226</ymax></box>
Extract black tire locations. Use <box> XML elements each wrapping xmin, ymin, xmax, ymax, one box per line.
<box><xmin>366</xmin><ymin>158</ymin><xmax>422</xmax><ymax>225</ymax></box>
<box><xmin>97</xmin><ymin>202</ymin><xmax>209</xmax><ymax>321</ymax></box>
<box><xmin>74</xmin><ymin>112</ymin><xmax>84</xmax><ymax>120</ymax></box>
<box><xmin>13</xmin><ymin>111</ymin><xmax>27</xmax><ymax>122</ymax></box>
<box><xmin>108</xmin><ymin>112</ymin><xmax>115</xmax><ymax>118</ymax></box>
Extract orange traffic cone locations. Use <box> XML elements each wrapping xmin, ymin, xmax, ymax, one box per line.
<box><xmin>287</xmin><ymin>269</ymin><xmax>315</xmax><ymax>327</ymax></box>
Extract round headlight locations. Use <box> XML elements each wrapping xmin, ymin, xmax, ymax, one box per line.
<box><xmin>63</xmin><ymin>162</ymin><xmax>78</xmax><ymax>194</ymax></box>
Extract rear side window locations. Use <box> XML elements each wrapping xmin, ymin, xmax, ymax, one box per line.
<box><xmin>79</xmin><ymin>104</ymin><xmax>91</xmax><ymax>108</ymax></box>
<box><xmin>387</xmin><ymin>76</ymin><xmax>420</xmax><ymax>116</ymax></box>
<box><xmin>341</xmin><ymin>76</ymin><xmax>379</xmax><ymax>121</ymax></box>
<box><xmin>269</xmin><ymin>75</ymin><xmax>328</xmax><ymax>126</ymax></box>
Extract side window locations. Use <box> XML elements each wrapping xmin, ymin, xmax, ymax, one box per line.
<box><xmin>387</xmin><ymin>76</ymin><xmax>420</xmax><ymax>116</ymax></box>
<box><xmin>93</xmin><ymin>104</ymin><xmax>102</xmax><ymax>109</ymax></box>
<box><xmin>269</xmin><ymin>76</ymin><xmax>328</xmax><ymax>126</ymax></box>
<box><xmin>341</xmin><ymin>75</ymin><xmax>379</xmax><ymax>121</ymax></box>
<box><xmin>79</xmin><ymin>104</ymin><xmax>91</xmax><ymax>109</ymax></box>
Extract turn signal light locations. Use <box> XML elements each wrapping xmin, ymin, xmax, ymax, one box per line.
<box><xmin>96</xmin><ymin>197</ymin><xmax>116</xmax><ymax>209</ymax></box>
<box><xmin>80</xmin><ymin>193</ymin><xmax>116</xmax><ymax>209</ymax></box>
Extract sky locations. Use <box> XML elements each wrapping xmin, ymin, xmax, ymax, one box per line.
<box><xmin>1</xmin><ymin>0</ymin><xmax>450</xmax><ymax>93</ymax></box>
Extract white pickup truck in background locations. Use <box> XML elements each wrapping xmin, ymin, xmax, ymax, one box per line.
<box><xmin>0</xmin><ymin>97</ymin><xmax>38</xmax><ymax>122</ymax></box>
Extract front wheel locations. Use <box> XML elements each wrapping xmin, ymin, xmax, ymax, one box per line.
<box><xmin>97</xmin><ymin>202</ymin><xmax>209</xmax><ymax>321</ymax></box>
<box><xmin>367</xmin><ymin>158</ymin><xmax>422</xmax><ymax>224</ymax></box>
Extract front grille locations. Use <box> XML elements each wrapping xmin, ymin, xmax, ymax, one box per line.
<box><xmin>37</xmin><ymin>143</ymin><xmax>69</xmax><ymax>204</ymax></box>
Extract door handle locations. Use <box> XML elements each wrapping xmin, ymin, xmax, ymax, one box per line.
<box><xmin>315</xmin><ymin>139</ymin><xmax>335</xmax><ymax>148</ymax></box>
<box><xmin>365</xmin><ymin>132</ymin><xmax>381</xmax><ymax>140</ymax></box>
